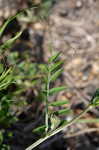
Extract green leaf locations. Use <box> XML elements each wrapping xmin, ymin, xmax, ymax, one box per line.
<box><xmin>49</xmin><ymin>86</ymin><xmax>67</xmax><ymax>95</ymax></box>
<box><xmin>50</xmin><ymin>68</ymin><xmax>63</xmax><ymax>82</ymax></box>
<box><xmin>0</xmin><ymin>31</ymin><xmax>22</xmax><ymax>51</ymax></box>
<box><xmin>48</xmin><ymin>52</ymin><xmax>61</xmax><ymax>63</ymax></box>
<box><xmin>1</xmin><ymin>74</ymin><xmax>12</xmax><ymax>84</ymax></box>
<box><xmin>0</xmin><ymin>12</ymin><xmax>22</xmax><ymax>37</ymax></box>
<box><xmin>0</xmin><ymin>131</ymin><xmax>3</xmax><ymax>144</ymax></box>
<box><xmin>49</xmin><ymin>100</ymin><xmax>69</xmax><ymax>107</ymax></box>
<box><xmin>49</xmin><ymin>61</ymin><xmax>63</xmax><ymax>73</ymax></box>
<box><xmin>39</xmin><ymin>64</ymin><xmax>48</xmax><ymax>73</ymax></box>
<box><xmin>0</xmin><ymin>67</ymin><xmax>13</xmax><ymax>82</ymax></box>
<box><xmin>0</xmin><ymin>64</ymin><xmax>4</xmax><ymax>74</ymax></box>
<box><xmin>33</xmin><ymin>125</ymin><xmax>46</xmax><ymax>133</ymax></box>
<box><xmin>0</xmin><ymin>78</ymin><xmax>13</xmax><ymax>90</ymax></box>
<box><xmin>0</xmin><ymin>67</ymin><xmax>13</xmax><ymax>90</ymax></box>
<box><xmin>55</xmin><ymin>108</ymin><xmax>71</xmax><ymax>115</ymax></box>
<box><xmin>0</xmin><ymin>82</ymin><xmax>11</xmax><ymax>90</ymax></box>
<box><xmin>92</xmin><ymin>97</ymin><xmax>99</xmax><ymax>106</ymax></box>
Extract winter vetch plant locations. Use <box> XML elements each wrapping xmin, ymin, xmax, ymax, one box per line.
<box><xmin>26</xmin><ymin>53</ymin><xmax>99</xmax><ymax>150</ymax></box>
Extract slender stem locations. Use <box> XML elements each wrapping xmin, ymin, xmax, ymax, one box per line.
<box><xmin>26</xmin><ymin>104</ymin><xmax>92</xmax><ymax>150</ymax></box>
<box><xmin>45</xmin><ymin>68</ymin><xmax>50</xmax><ymax>132</ymax></box>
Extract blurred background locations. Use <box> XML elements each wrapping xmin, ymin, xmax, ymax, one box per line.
<box><xmin>0</xmin><ymin>0</ymin><xmax>99</xmax><ymax>149</ymax></box>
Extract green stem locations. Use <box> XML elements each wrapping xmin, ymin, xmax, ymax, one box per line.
<box><xmin>26</xmin><ymin>104</ymin><xmax>92</xmax><ymax>150</ymax></box>
<box><xmin>45</xmin><ymin>69</ymin><xmax>50</xmax><ymax>132</ymax></box>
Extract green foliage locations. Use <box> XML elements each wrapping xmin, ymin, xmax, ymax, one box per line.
<box><xmin>92</xmin><ymin>97</ymin><xmax>99</xmax><ymax>106</ymax></box>
<box><xmin>55</xmin><ymin>108</ymin><xmax>71</xmax><ymax>116</ymax></box>
<box><xmin>50</xmin><ymin>68</ymin><xmax>63</xmax><ymax>82</ymax></box>
<box><xmin>49</xmin><ymin>99</ymin><xmax>69</xmax><ymax>107</ymax></box>
<box><xmin>0</xmin><ymin>14</ymin><xmax>26</xmax><ymax>149</ymax></box>
<box><xmin>0</xmin><ymin>13</ymin><xmax>21</xmax><ymax>37</ymax></box>
<box><xmin>0</xmin><ymin>64</ymin><xmax>4</xmax><ymax>74</ymax></box>
<box><xmin>49</xmin><ymin>61</ymin><xmax>63</xmax><ymax>73</ymax></box>
<box><xmin>0</xmin><ymin>10</ymin><xmax>50</xmax><ymax>149</ymax></box>
<box><xmin>43</xmin><ymin>52</ymin><xmax>68</xmax><ymax>132</ymax></box>
<box><xmin>48</xmin><ymin>52</ymin><xmax>61</xmax><ymax>63</ymax></box>
<box><xmin>49</xmin><ymin>86</ymin><xmax>67</xmax><ymax>95</ymax></box>
<box><xmin>0</xmin><ymin>68</ymin><xmax>14</xmax><ymax>91</ymax></box>
<box><xmin>26</xmin><ymin>53</ymin><xmax>99</xmax><ymax>150</ymax></box>
<box><xmin>91</xmin><ymin>88</ymin><xmax>99</xmax><ymax>106</ymax></box>
<box><xmin>32</xmin><ymin>52</ymin><xmax>69</xmax><ymax>135</ymax></box>
<box><xmin>0</xmin><ymin>31</ymin><xmax>22</xmax><ymax>51</ymax></box>
<box><xmin>0</xmin><ymin>94</ymin><xmax>16</xmax><ymax>126</ymax></box>
<box><xmin>0</xmin><ymin>12</ymin><xmax>23</xmax><ymax>52</ymax></box>
<box><xmin>33</xmin><ymin>125</ymin><xmax>46</xmax><ymax>134</ymax></box>
<box><xmin>0</xmin><ymin>130</ymin><xmax>10</xmax><ymax>149</ymax></box>
<box><xmin>0</xmin><ymin>67</ymin><xmax>15</xmax><ymax>148</ymax></box>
